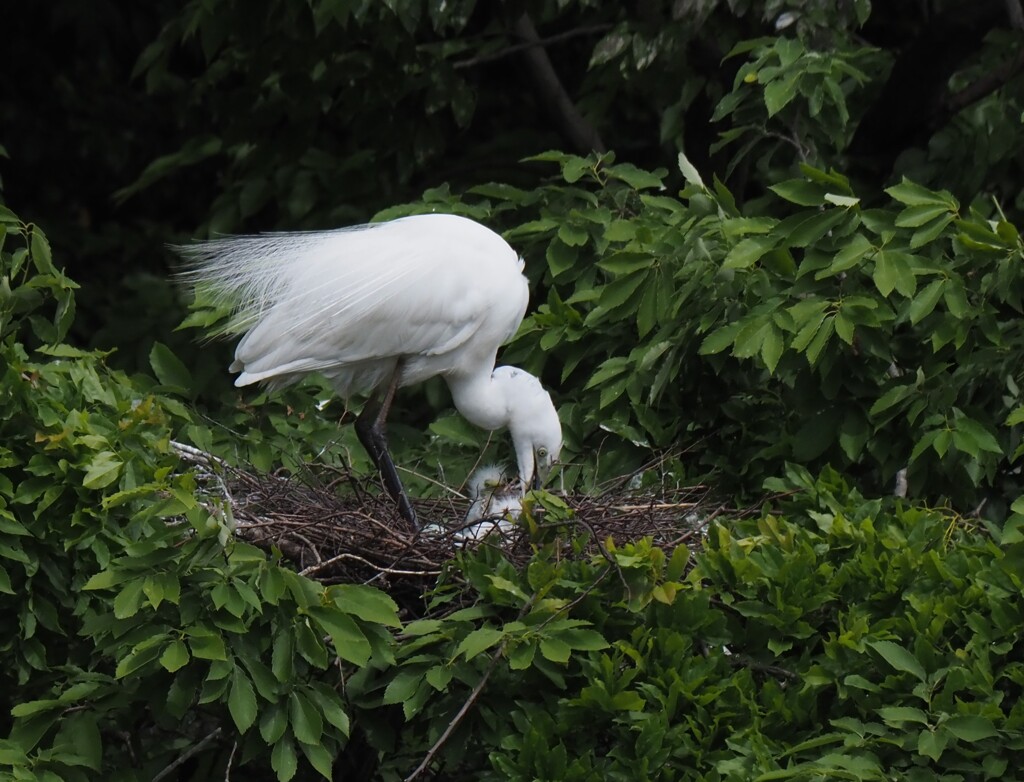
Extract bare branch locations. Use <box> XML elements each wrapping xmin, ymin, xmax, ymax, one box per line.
<box><xmin>512</xmin><ymin>14</ymin><xmax>606</xmax><ymax>153</ymax></box>
<box><xmin>1006</xmin><ymin>0</ymin><xmax>1024</xmax><ymax>29</ymax></box>
<box><xmin>153</xmin><ymin>728</ymin><xmax>223</xmax><ymax>782</ymax></box>
<box><xmin>943</xmin><ymin>46</ymin><xmax>1024</xmax><ymax>116</ymax></box>
<box><xmin>453</xmin><ymin>24</ymin><xmax>613</xmax><ymax>69</ymax></box>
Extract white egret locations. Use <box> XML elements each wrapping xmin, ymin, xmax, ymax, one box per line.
<box><xmin>176</xmin><ymin>214</ymin><xmax>562</xmax><ymax>528</ymax></box>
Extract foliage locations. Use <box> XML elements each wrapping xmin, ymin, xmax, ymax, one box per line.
<box><xmin>7</xmin><ymin>198</ymin><xmax>1024</xmax><ymax>779</ymax></box>
<box><xmin>354</xmin><ymin>148</ymin><xmax>1024</xmax><ymax>517</ymax></box>
<box><xmin>0</xmin><ymin>208</ymin><xmax>399</xmax><ymax>779</ymax></box>
<box><xmin>339</xmin><ymin>467</ymin><xmax>1024</xmax><ymax>781</ymax></box>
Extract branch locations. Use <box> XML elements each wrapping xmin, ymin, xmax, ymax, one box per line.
<box><xmin>403</xmin><ymin>592</ymin><xmax>540</xmax><ymax>782</ymax></box>
<box><xmin>402</xmin><ymin>646</ymin><xmax>503</xmax><ymax>782</ymax></box>
<box><xmin>153</xmin><ymin>728</ymin><xmax>223</xmax><ymax>782</ymax></box>
<box><xmin>1006</xmin><ymin>0</ymin><xmax>1024</xmax><ymax>29</ymax></box>
<box><xmin>511</xmin><ymin>13</ymin><xmax>606</xmax><ymax>154</ymax></box>
<box><xmin>943</xmin><ymin>45</ymin><xmax>1024</xmax><ymax>116</ymax></box>
<box><xmin>453</xmin><ymin>23</ymin><xmax>612</xmax><ymax>69</ymax></box>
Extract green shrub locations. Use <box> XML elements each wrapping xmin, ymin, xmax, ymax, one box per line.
<box><xmin>0</xmin><ymin>206</ymin><xmax>398</xmax><ymax>780</ymax></box>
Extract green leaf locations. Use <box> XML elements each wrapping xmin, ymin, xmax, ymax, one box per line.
<box><xmin>308</xmin><ymin>607</ymin><xmax>370</xmax><ymax>666</ymax></box>
<box><xmin>229</xmin><ymin>668</ymin><xmax>258</xmax><ymax>733</ymax></box>
<box><xmin>83</xmin><ymin>451</ymin><xmax>123</xmax><ymax>490</ymax></box>
<box><xmin>113</xmin><ymin>579</ymin><xmax>145</xmax><ymax>619</ymax></box>
<box><xmin>382</xmin><ymin>669</ymin><xmax>423</xmax><ymax>705</ymax></box>
<box><xmin>824</xmin><ymin>193</ymin><xmax>859</xmax><ymax>207</ymax></box>
<box><xmin>299</xmin><ymin>741</ymin><xmax>334</xmax><ymax>780</ymax></box>
<box><xmin>554</xmin><ymin>628</ymin><xmax>608</xmax><ymax>651</ymax></box>
<box><xmin>149</xmin><ymin>342</ymin><xmax>193</xmax><ymax>389</ymax></box>
<box><xmin>189</xmin><ymin>633</ymin><xmax>228</xmax><ymax>661</ymax></box>
<box><xmin>82</xmin><ymin>569</ymin><xmax>125</xmax><ymax>591</ymax></box>
<box><xmin>260</xmin><ymin>704</ymin><xmax>288</xmax><ymax>744</ymax></box>
<box><xmin>266</xmin><ymin>631</ymin><xmax>293</xmax><ymax>686</ymax></box>
<box><xmin>545</xmin><ymin>238</ymin><xmax>578</xmax><ymax>277</ymax></box>
<box><xmin>557</xmin><ymin>223</ymin><xmax>588</xmax><ymax>247</ymax></box>
<box><xmin>723</xmin><ymin>237</ymin><xmax>775</xmax><ymax>269</ymax></box>
<box><xmin>877</xmin><ymin>706</ymin><xmax>929</xmax><ymax>725</ymax></box>
<box><xmin>329</xmin><ymin>584</ymin><xmax>401</xmax><ymax>627</ymax></box>
<box><xmin>823</xmin><ymin>233</ymin><xmax>873</xmax><ymax>277</ymax></box>
<box><xmin>677</xmin><ymin>151</ymin><xmax>705</xmax><ymax>188</ymax></box>
<box><xmin>770</xmin><ymin>179</ymin><xmax>827</xmax><ymax>206</ymax></box>
<box><xmin>917</xmin><ymin>728</ymin><xmax>949</xmax><ymax>762</ymax></box>
<box><xmin>456</xmin><ymin>627</ymin><xmax>504</xmax><ymax>660</ymax></box>
<box><xmin>30</xmin><ymin>227</ymin><xmax>55</xmax><ymax>274</ymax></box>
<box><xmin>288</xmin><ymin>691</ymin><xmax>323</xmax><ymax>745</ymax></box>
<box><xmin>908</xmin><ymin>279</ymin><xmax>945</xmax><ymax>324</ymax></box>
<box><xmin>271</xmin><ymin>736</ymin><xmax>298</xmax><ymax>782</ymax></box>
<box><xmin>698</xmin><ymin>321</ymin><xmax>742</xmax><ymax>355</ymax></box>
<box><xmin>764</xmin><ymin>73</ymin><xmax>799</xmax><ymax>116</ymax></box>
<box><xmin>760</xmin><ymin>326</ymin><xmax>784</xmax><ymax>373</ymax></box>
<box><xmin>307</xmin><ymin>686</ymin><xmax>350</xmax><ymax>737</ymax></box>
<box><xmin>1006</xmin><ymin>407</ymin><xmax>1024</xmax><ymax>426</ymax></box>
<box><xmin>867</xmin><ymin>640</ymin><xmax>926</xmax><ymax>681</ymax></box>
<box><xmin>508</xmin><ymin>641</ymin><xmax>537</xmax><ymax>670</ymax></box>
<box><xmin>539</xmin><ymin>637</ymin><xmax>572</xmax><ymax>663</ymax></box>
<box><xmin>425</xmin><ymin>665</ymin><xmax>453</xmax><ymax>691</ymax></box>
<box><xmin>956</xmin><ymin>417</ymin><xmax>1002</xmax><ymax>455</ymax></box>
<box><xmin>606</xmin><ymin>162</ymin><xmax>664</xmax><ymax>190</ymax></box>
<box><xmin>160</xmin><ymin>640</ymin><xmax>190</xmax><ymax>673</ymax></box>
<box><xmin>886</xmin><ymin>179</ymin><xmax>954</xmax><ymax>207</ymax></box>
<box><xmin>944</xmin><ymin>715</ymin><xmax>997</xmax><ymax>742</ymax></box>
<box><xmin>895</xmin><ymin>203</ymin><xmax>952</xmax><ymax>228</ymax></box>
<box><xmin>787</xmin><ymin>209</ymin><xmax>847</xmax><ymax>247</ymax></box>
<box><xmin>873</xmin><ymin>250</ymin><xmax>916</xmax><ymax>297</ymax></box>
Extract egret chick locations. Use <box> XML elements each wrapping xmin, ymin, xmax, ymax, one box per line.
<box><xmin>176</xmin><ymin>214</ymin><xmax>562</xmax><ymax>528</ymax></box>
<box><xmin>455</xmin><ymin>465</ymin><xmax>522</xmax><ymax>543</ymax></box>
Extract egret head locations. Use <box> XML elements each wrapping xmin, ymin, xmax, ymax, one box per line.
<box><xmin>492</xmin><ymin>366</ymin><xmax>562</xmax><ymax>491</ymax></box>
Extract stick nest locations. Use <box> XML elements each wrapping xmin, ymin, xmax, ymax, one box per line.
<box><xmin>173</xmin><ymin>442</ymin><xmax>734</xmax><ymax>601</ymax></box>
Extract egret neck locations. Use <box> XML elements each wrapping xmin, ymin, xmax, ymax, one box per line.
<box><xmin>447</xmin><ymin>367</ymin><xmax>512</xmax><ymax>432</ymax></box>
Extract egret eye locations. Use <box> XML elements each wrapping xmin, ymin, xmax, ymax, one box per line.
<box><xmin>537</xmin><ymin>447</ymin><xmax>549</xmax><ymax>459</ymax></box>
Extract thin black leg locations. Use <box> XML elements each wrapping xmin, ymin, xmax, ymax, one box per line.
<box><xmin>354</xmin><ymin>364</ymin><xmax>419</xmax><ymax>528</ymax></box>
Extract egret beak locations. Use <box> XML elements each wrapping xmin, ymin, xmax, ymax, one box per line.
<box><xmin>531</xmin><ymin>457</ymin><xmax>554</xmax><ymax>490</ymax></box>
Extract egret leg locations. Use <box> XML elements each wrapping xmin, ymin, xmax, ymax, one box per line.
<box><xmin>354</xmin><ymin>364</ymin><xmax>419</xmax><ymax>528</ymax></box>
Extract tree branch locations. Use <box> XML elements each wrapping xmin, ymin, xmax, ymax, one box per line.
<box><xmin>453</xmin><ymin>24</ymin><xmax>612</xmax><ymax>69</ymax></box>
<box><xmin>511</xmin><ymin>14</ymin><xmax>606</xmax><ymax>154</ymax></box>
<box><xmin>153</xmin><ymin>728</ymin><xmax>223</xmax><ymax>782</ymax></box>
<box><xmin>1006</xmin><ymin>0</ymin><xmax>1024</xmax><ymax>29</ymax></box>
<box><xmin>943</xmin><ymin>45</ymin><xmax>1024</xmax><ymax>116</ymax></box>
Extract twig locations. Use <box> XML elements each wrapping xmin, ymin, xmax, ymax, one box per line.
<box><xmin>224</xmin><ymin>740</ymin><xmax>238</xmax><ymax>780</ymax></box>
<box><xmin>171</xmin><ymin>439</ymin><xmax>227</xmax><ymax>469</ymax></box>
<box><xmin>153</xmin><ymin>728</ymin><xmax>223</xmax><ymax>782</ymax></box>
<box><xmin>725</xmin><ymin>653</ymin><xmax>798</xmax><ymax>683</ymax></box>
<box><xmin>609</xmin><ymin>501</ymin><xmax>699</xmax><ymax>512</ymax></box>
<box><xmin>402</xmin><ymin>648</ymin><xmax>502</xmax><ymax>782</ymax></box>
<box><xmin>300</xmin><ymin>552</ymin><xmax>442</xmax><ymax>578</ymax></box>
<box><xmin>574</xmin><ymin>515</ymin><xmax>632</xmax><ymax>601</ymax></box>
<box><xmin>403</xmin><ymin>593</ymin><xmax>540</xmax><ymax>782</ymax></box>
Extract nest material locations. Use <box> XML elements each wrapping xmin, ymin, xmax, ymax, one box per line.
<box><xmin>172</xmin><ymin>441</ymin><xmax>728</xmax><ymax>595</ymax></box>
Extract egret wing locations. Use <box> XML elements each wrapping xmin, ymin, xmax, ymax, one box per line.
<box><xmin>179</xmin><ymin>215</ymin><xmax>527</xmax><ymax>390</ymax></box>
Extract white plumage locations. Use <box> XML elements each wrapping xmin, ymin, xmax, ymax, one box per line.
<box><xmin>176</xmin><ymin>213</ymin><xmax>562</xmax><ymax>527</ymax></box>
<box><xmin>465</xmin><ymin>464</ymin><xmax>522</xmax><ymax>524</ymax></box>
